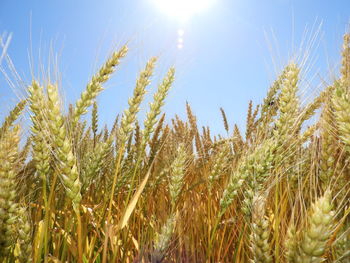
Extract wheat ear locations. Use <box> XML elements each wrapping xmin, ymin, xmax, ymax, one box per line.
<box><xmin>72</xmin><ymin>45</ymin><xmax>128</xmax><ymax>128</ymax></box>
<box><xmin>0</xmin><ymin>126</ymin><xmax>20</xmax><ymax>257</ymax></box>
<box><xmin>46</xmin><ymin>84</ymin><xmax>82</xmax><ymax>207</ymax></box>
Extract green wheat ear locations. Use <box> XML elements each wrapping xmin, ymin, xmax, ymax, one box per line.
<box><xmin>28</xmin><ymin>81</ymin><xmax>51</xmax><ymax>180</ymax></box>
<box><xmin>72</xmin><ymin>45</ymin><xmax>128</xmax><ymax>129</ymax></box>
<box><xmin>285</xmin><ymin>223</ymin><xmax>298</xmax><ymax>263</ymax></box>
<box><xmin>274</xmin><ymin>63</ymin><xmax>300</xmax><ymax>140</ymax></box>
<box><xmin>332</xmin><ymin>80</ymin><xmax>350</xmax><ymax>148</ymax></box>
<box><xmin>141</xmin><ymin>67</ymin><xmax>175</xmax><ymax>152</ymax></box>
<box><xmin>46</xmin><ymin>83</ymin><xmax>82</xmax><ymax>207</ymax></box>
<box><xmin>319</xmin><ymin>97</ymin><xmax>338</xmax><ymax>189</ymax></box>
<box><xmin>119</xmin><ymin>57</ymin><xmax>157</xmax><ymax>146</ymax></box>
<box><xmin>288</xmin><ymin>190</ymin><xmax>335</xmax><ymax>263</ymax></box>
<box><xmin>331</xmin><ymin>34</ymin><xmax>350</xmax><ymax>149</ymax></box>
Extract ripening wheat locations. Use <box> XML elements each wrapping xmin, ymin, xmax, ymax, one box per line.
<box><xmin>0</xmin><ymin>32</ymin><xmax>349</xmax><ymax>263</ymax></box>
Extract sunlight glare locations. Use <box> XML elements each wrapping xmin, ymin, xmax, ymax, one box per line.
<box><xmin>153</xmin><ymin>0</ymin><xmax>214</xmax><ymax>22</ymax></box>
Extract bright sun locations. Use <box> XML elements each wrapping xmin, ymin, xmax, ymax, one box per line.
<box><xmin>152</xmin><ymin>0</ymin><xmax>214</xmax><ymax>22</ymax></box>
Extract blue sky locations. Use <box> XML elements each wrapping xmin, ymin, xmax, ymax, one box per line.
<box><xmin>0</xmin><ymin>0</ymin><xmax>349</xmax><ymax>134</ymax></box>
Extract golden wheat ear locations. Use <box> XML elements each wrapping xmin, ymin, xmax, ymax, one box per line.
<box><xmin>249</xmin><ymin>195</ymin><xmax>273</xmax><ymax>263</ymax></box>
<box><xmin>0</xmin><ymin>125</ymin><xmax>21</xmax><ymax>258</ymax></box>
<box><xmin>208</xmin><ymin>142</ymin><xmax>230</xmax><ymax>190</ymax></box>
<box><xmin>16</xmin><ymin>206</ymin><xmax>32</xmax><ymax>263</ymax></box>
<box><xmin>0</xmin><ymin>99</ymin><xmax>26</xmax><ymax>138</ymax></box>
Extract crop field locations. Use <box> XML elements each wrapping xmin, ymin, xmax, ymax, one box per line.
<box><xmin>0</xmin><ymin>29</ymin><xmax>350</xmax><ymax>262</ymax></box>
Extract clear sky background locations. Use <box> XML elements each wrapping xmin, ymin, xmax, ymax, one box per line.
<box><xmin>0</xmin><ymin>0</ymin><xmax>349</xmax><ymax>134</ymax></box>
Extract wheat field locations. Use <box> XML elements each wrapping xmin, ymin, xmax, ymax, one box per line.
<box><xmin>0</xmin><ymin>32</ymin><xmax>350</xmax><ymax>263</ymax></box>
